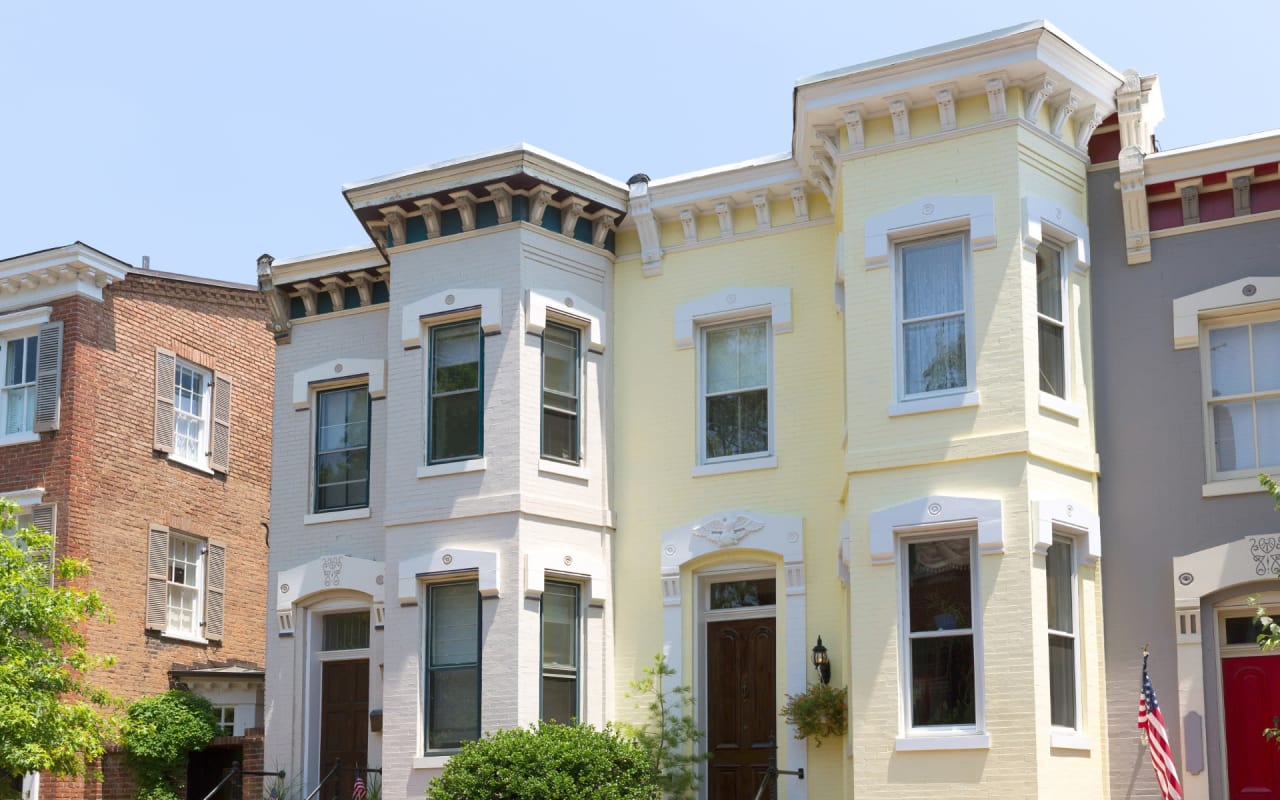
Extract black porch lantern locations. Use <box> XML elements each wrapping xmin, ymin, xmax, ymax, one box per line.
<box><xmin>812</xmin><ymin>635</ymin><xmax>831</xmax><ymax>685</ymax></box>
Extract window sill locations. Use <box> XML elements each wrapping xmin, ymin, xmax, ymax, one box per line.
<box><xmin>889</xmin><ymin>390</ymin><xmax>980</xmax><ymax>418</ymax></box>
<box><xmin>1202</xmin><ymin>477</ymin><xmax>1271</xmax><ymax>498</ymax></box>
<box><xmin>0</xmin><ymin>431</ymin><xmax>40</xmax><ymax>448</ymax></box>
<box><xmin>1049</xmin><ymin>731</ymin><xmax>1092</xmax><ymax>751</ymax></box>
<box><xmin>539</xmin><ymin>459</ymin><xmax>588</xmax><ymax>481</ymax></box>
<box><xmin>167</xmin><ymin>454</ymin><xmax>215</xmax><ymax>475</ymax></box>
<box><xmin>691</xmin><ymin>454</ymin><xmax>777</xmax><ymax>478</ymax></box>
<box><xmin>418</xmin><ymin>457</ymin><xmax>487</xmax><ymax>479</ymax></box>
<box><xmin>894</xmin><ymin>733</ymin><xmax>990</xmax><ymax>751</ymax></box>
<box><xmin>161</xmin><ymin>631</ymin><xmax>209</xmax><ymax>645</ymax></box>
<box><xmin>412</xmin><ymin>754</ymin><xmax>456</xmax><ymax>770</ymax></box>
<box><xmin>304</xmin><ymin>507</ymin><xmax>371</xmax><ymax>525</ymax></box>
<box><xmin>1038</xmin><ymin>392</ymin><xmax>1082</xmax><ymax>422</ymax></box>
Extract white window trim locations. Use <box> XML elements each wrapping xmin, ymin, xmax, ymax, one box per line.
<box><xmin>1196</xmin><ymin>309</ymin><xmax>1280</xmax><ymax>483</ymax></box>
<box><xmin>869</xmin><ymin>495</ymin><xmax>1004</xmax><ymax>566</ymax></box>
<box><xmin>1172</xmin><ymin>276</ymin><xmax>1280</xmax><ymax>350</ymax></box>
<box><xmin>274</xmin><ymin>554</ymin><xmax>386</xmax><ymax>636</ymax></box>
<box><xmin>1033</xmin><ymin>499</ymin><xmax>1100</xmax><ymax>565</ymax></box>
<box><xmin>398</xmin><ymin>548</ymin><xmax>500</xmax><ymax>605</ymax></box>
<box><xmin>864</xmin><ymin>195</ymin><xmax>996</xmax><ymax>271</ymax></box>
<box><xmin>169</xmin><ymin>359</ymin><xmax>213</xmax><ymax>472</ymax></box>
<box><xmin>419</xmin><ymin>575</ymin><xmax>482</xmax><ymax>756</ymax></box>
<box><xmin>401</xmin><ymin>288</ymin><xmax>502</xmax><ymax>350</ymax></box>
<box><xmin>892</xmin><ymin>232</ymin><xmax>976</xmax><ymax>406</ymax></box>
<box><xmin>423</xmin><ymin>317</ymin><xmax>486</xmax><ymax>469</ymax></box>
<box><xmin>537</xmin><ymin>318</ymin><xmax>586</xmax><ymax>468</ymax></box>
<box><xmin>292</xmin><ymin>359</ymin><xmax>386</xmax><ymax>410</ymax></box>
<box><xmin>163</xmin><ymin>532</ymin><xmax>205</xmax><ymax>641</ymax></box>
<box><xmin>1024</xmin><ymin>197</ymin><xmax>1090</xmax><ymax>417</ymax></box>
<box><xmin>2</xmin><ymin>487</ymin><xmax>44</xmax><ymax>510</ymax></box>
<box><xmin>0</xmin><ymin>306</ymin><xmax>51</xmax><ymax>447</ymax></box>
<box><xmin>526</xmin><ymin>290</ymin><xmax>605</xmax><ymax>353</ymax></box>
<box><xmin>1046</xmin><ymin>534</ymin><xmax>1084</xmax><ymax>738</ymax></box>
<box><xmin>896</xmin><ymin>530</ymin><xmax>986</xmax><ymax>746</ymax></box>
<box><xmin>672</xmin><ymin>287</ymin><xmax>792</xmax><ymax>350</ymax></box>
<box><xmin>310</xmin><ymin>383</ymin><xmax>372</xmax><ymax>516</ymax></box>
<box><xmin>696</xmin><ymin>317</ymin><xmax>776</xmax><ymax>470</ymax></box>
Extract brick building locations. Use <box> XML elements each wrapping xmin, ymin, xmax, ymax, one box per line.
<box><xmin>0</xmin><ymin>243</ymin><xmax>274</xmax><ymax>800</ymax></box>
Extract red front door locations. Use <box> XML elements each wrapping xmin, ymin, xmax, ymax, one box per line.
<box><xmin>1223</xmin><ymin>655</ymin><xmax>1280</xmax><ymax>799</ymax></box>
<box><xmin>706</xmin><ymin>617</ymin><xmax>776</xmax><ymax>800</ymax></box>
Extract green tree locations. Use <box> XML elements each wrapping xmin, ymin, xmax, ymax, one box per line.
<box><xmin>1251</xmin><ymin>474</ymin><xmax>1280</xmax><ymax>744</ymax></box>
<box><xmin>121</xmin><ymin>690</ymin><xmax>219</xmax><ymax>800</ymax></box>
<box><xmin>624</xmin><ymin>653</ymin><xmax>710</xmax><ymax>799</ymax></box>
<box><xmin>424</xmin><ymin>722</ymin><xmax>657</xmax><ymax>800</ymax></box>
<box><xmin>0</xmin><ymin>499</ymin><xmax>115</xmax><ymax>782</ymax></box>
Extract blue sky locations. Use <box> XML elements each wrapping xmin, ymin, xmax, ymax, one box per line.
<box><xmin>2</xmin><ymin>2</ymin><xmax>1275</xmax><ymax>284</ymax></box>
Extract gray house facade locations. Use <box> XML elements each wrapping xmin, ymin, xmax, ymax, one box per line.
<box><xmin>1088</xmin><ymin>87</ymin><xmax>1280</xmax><ymax>800</ymax></box>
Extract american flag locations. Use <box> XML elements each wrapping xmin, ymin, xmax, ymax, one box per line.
<box><xmin>1138</xmin><ymin>651</ymin><xmax>1183</xmax><ymax>800</ymax></box>
<box><xmin>351</xmin><ymin>772</ymin><xmax>367</xmax><ymax>800</ymax></box>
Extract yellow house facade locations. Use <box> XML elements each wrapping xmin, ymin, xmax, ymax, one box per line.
<box><xmin>613</xmin><ymin>21</ymin><xmax>1121</xmax><ymax>799</ymax></box>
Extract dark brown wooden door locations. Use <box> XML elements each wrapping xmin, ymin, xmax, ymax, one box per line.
<box><xmin>706</xmin><ymin>617</ymin><xmax>776</xmax><ymax>800</ymax></box>
<box><xmin>1223</xmin><ymin>655</ymin><xmax>1280</xmax><ymax>799</ymax></box>
<box><xmin>320</xmin><ymin>659</ymin><xmax>369</xmax><ymax>795</ymax></box>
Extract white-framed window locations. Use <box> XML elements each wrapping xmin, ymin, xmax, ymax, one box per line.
<box><xmin>154</xmin><ymin>349</ymin><xmax>231</xmax><ymax>474</ymax></box>
<box><xmin>1036</xmin><ymin>241</ymin><xmax>1067</xmax><ymax>399</ymax></box>
<box><xmin>1202</xmin><ymin>313</ymin><xmax>1280</xmax><ymax>479</ymax></box>
<box><xmin>0</xmin><ymin>309</ymin><xmax>62</xmax><ymax>444</ymax></box>
<box><xmin>428</xmin><ymin>320</ymin><xmax>483</xmax><ymax>465</ymax></box>
<box><xmin>898</xmin><ymin>235</ymin><xmax>970</xmax><ymax>399</ymax></box>
<box><xmin>700</xmin><ymin>318</ymin><xmax>772</xmax><ymax>463</ymax></box>
<box><xmin>213</xmin><ymin>705</ymin><xmax>236</xmax><ymax>736</ymax></box>
<box><xmin>314</xmin><ymin>385</ymin><xmax>370</xmax><ymax>513</ymax></box>
<box><xmin>173</xmin><ymin>361</ymin><xmax>212</xmax><ymax>469</ymax></box>
<box><xmin>541</xmin><ymin>323</ymin><xmax>581</xmax><ymax>464</ymax></box>
<box><xmin>146</xmin><ymin>524</ymin><xmax>225</xmax><ymax>641</ymax></box>
<box><xmin>423</xmin><ymin>579</ymin><xmax>481</xmax><ymax>751</ymax></box>
<box><xmin>5</xmin><ymin>493</ymin><xmax>55</xmax><ymax>586</ymax></box>
<box><xmin>1046</xmin><ymin>535</ymin><xmax>1080</xmax><ymax>731</ymax></box>
<box><xmin>540</xmin><ymin>580</ymin><xmax>580</xmax><ymax>724</ymax></box>
<box><xmin>900</xmin><ymin>533</ymin><xmax>981</xmax><ymax>735</ymax></box>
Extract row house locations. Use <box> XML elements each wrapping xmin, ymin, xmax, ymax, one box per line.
<box><xmin>1088</xmin><ymin>89</ymin><xmax>1280</xmax><ymax>798</ymax></box>
<box><xmin>0</xmin><ymin>243</ymin><xmax>274</xmax><ymax>800</ymax></box>
<box><xmin>258</xmin><ymin>20</ymin><xmax>1143</xmax><ymax>800</ymax></box>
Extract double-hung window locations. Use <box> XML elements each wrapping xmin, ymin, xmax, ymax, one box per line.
<box><xmin>701</xmin><ymin>319</ymin><xmax>770</xmax><ymax>461</ymax></box>
<box><xmin>1204</xmin><ymin>317</ymin><xmax>1280</xmax><ymax>477</ymax></box>
<box><xmin>1046</xmin><ymin>536</ymin><xmax>1079</xmax><ymax>730</ymax></box>
<box><xmin>173</xmin><ymin>361</ymin><xmax>212</xmax><ymax>468</ymax></box>
<box><xmin>3</xmin><ymin>334</ymin><xmax>38</xmax><ymax>435</ymax></box>
<box><xmin>902</xmin><ymin>535</ymin><xmax>979</xmax><ymax>731</ymax></box>
<box><xmin>154</xmin><ymin>350</ymin><xmax>230</xmax><ymax>473</ymax></box>
<box><xmin>429</xmin><ymin>320</ymin><xmax>482</xmax><ymax>464</ymax></box>
<box><xmin>541</xmin><ymin>581</ymin><xmax>580</xmax><ymax>723</ymax></box>
<box><xmin>314</xmin><ymin>386</ymin><xmax>370</xmax><ymax>513</ymax></box>
<box><xmin>425</xmin><ymin>580</ymin><xmax>480</xmax><ymax>750</ymax></box>
<box><xmin>146</xmin><ymin>524</ymin><xmax>225</xmax><ymax>641</ymax></box>
<box><xmin>1036</xmin><ymin>242</ymin><xmax>1067</xmax><ymax>398</ymax></box>
<box><xmin>900</xmin><ymin>236</ymin><xmax>968</xmax><ymax>397</ymax></box>
<box><xmin>542</xmin><ymin>323</ymin><xmax>580</xmax><ymax>463</ymax></box>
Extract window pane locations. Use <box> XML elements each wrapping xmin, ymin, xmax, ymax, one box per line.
<box><xmin>908</xmin><ymin>539</ymin><xmax>972</xmax><ymax>632</ymax></box>
<box><xmin>1255</xmin><ymin>321</ymin><xmax>1280</xmax><ymax>392</ymax></box>
<box><xmin>1046</xmin><ymin>539</ymin><xmax>1073</xmax><ymax>634</ymax></box>
<box><xmin>1209</xmin><ymin>326</ymin><xmax>1251</xmax><ymax>397</ymax></box>
<box><xmin>543</xmin><ymin>325</ymin><xmax>578</xmax><ymax>396</ymax></box>
<box><xmin>5</xmin><ymin>338</ymin><xmax>22</xmax><ymax>386</ymax></box>
<box><xmin>1049</xmin><ymin>634</ymin><xmax>1076</xmax><ymax>728</ymax></box>
<box><xmin>542</xmin><ymin>582</ymin><xmax>578</xmax><ymax>669</ymax></box>
<box><xmin>323</xmin><ymin>612</ymin><xmax>370</xmax><ymax>650</ymax></box>
<box><xmin>902</xmin><ymin>238</ymin><xmax>964</xmax><ymax>319</ymax></box>
<box><xmin>1259</xmin><ymin>397</ymin><xmax>1280</xmax><ymax>469</ymax></box>
<box><xmin>430</xmin><ymin>391</ymin><xmax>480</xmax><ymax>462</ymax></box>
<box><xmin>430</xmin><ymin>583</ymin><xmax>478</xmax><ymax>667</ymax></box>
<box><xmin>542</xmin><ymin>410</ymin><xmax>577</xmax><ymax>462</ymax></box>
<box><xmin>710</xmin><ymin>579</ymin><xmax>777</xmax><ymax>609</ymax></box>
<box><xmin>1225</xmin><ymin>615</ymin><xmax>1266</xmax><ymax>645</ymax></box>
<box><xmin>432</xmin><ymin>322</ymin><xmax>480</xmax><ymax>394</ymax></box>
<box><xmin>1039</xmin><ymin>319</ymin><xmax>1065</xmax><ymax>397</ymax></box>
<box><xmin>1213</xmin><ymin>401</ymin><xmax>1256</xmax><ymax>472</ymax></box>
<box><xmin>428</xmin><ymin>666</ymin><xmax>479</xmax><ymax>749</ymax></box>
<box><xmin>705</xmin><ymin>326</ymin><xmax>738</xmax><ymax>394</ymax></box>
<box><xmin>316</xmin><ymin>387</ymin><xmax>369</xmax><ymax>512</ymax></box>
<box><xmin>705</xmin><ymin>388</ymin><xmax>768</xmax><ymax>458</ymax></box>
<box><xmin>910</xmin><ymin>635</ymin><xmax>975</xmax><ymax>726</ymax></box>
<box><xmin>542</xmin><ymin>676</ymin><xmax>576</xmax><ymax>725</ymax></box>
<box><xmin>1036</xmin><ymin>244</ymin><xmax>1063</xmax><ymax>321</ymax></box>
<box><xmin>737</xmin><ymin>321</ymin><xmax>768</xmax><ymax>388</ymax></box>
<box><xmin>903</xmin><ymin>317</ymin><xmax>966</xmax><ymax>395</ymax></box>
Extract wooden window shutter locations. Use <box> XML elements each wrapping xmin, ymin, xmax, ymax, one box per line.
<box><xmin>146</xmin><ymin>524</ymin><xmax>169</xmax><ymax>631</ymax></box>
<box><xmin>29</xmin><ymin>502</ymin><xmax>56</xmax><ymax>586</ymax></box>
<box><xmin>153</xmin><ymin>349</ymin><xmax>176</xmax><ymax>453</ymax></box>
<box><xmin>33</xmin><ymin>321</ymin><xmax>64</xmax><ymax>432</ymax></box>
<box><xmin>210</xmin><ymin>372</ymin><xmax>232</xmax><ymax>473</ymax></box>
<box><xmin>204</xmin><ymin>539</ymin><xmax>226</xmax><ymax>641</ymax></box>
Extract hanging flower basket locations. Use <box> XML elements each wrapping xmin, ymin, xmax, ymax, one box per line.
<box><xmin>780</xmin><ymin>683</ymin><xmax>848</xmax><ymax>746</ymax></box>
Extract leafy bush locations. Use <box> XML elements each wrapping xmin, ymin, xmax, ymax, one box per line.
<box><xmin>780</xmin><ymin>683</ymin><xmax>847</xmax><ymax>746</ymax></box>
<box><xmin>424</xmin><ymin>722</ymin><xmax>657</xmax><ymax>800</ymax></box>
<box><xmin>121</xmin><ymin>690</ymin><xmax>219</xmax><ymax>800</ymax></box>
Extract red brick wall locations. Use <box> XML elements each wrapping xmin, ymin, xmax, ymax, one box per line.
<box><xmin>0</xmin><ymin>274</ymin><xmax>274</xmax><ymax>800</ymax></box>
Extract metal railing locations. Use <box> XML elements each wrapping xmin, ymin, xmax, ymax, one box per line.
<box><xmin>302</xmin><ymin>761</ymin><xmax>383</xmax><ymax>800</ymax></box>
<box><xmin>751</xmin><ymin>737</ymin><xmax>805</xmax><ymax>800</ymax></box>
<box><xmin>198</xmin><ymin>762</ymin><xmax>286</xmax><ymax>800</ymax></box>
